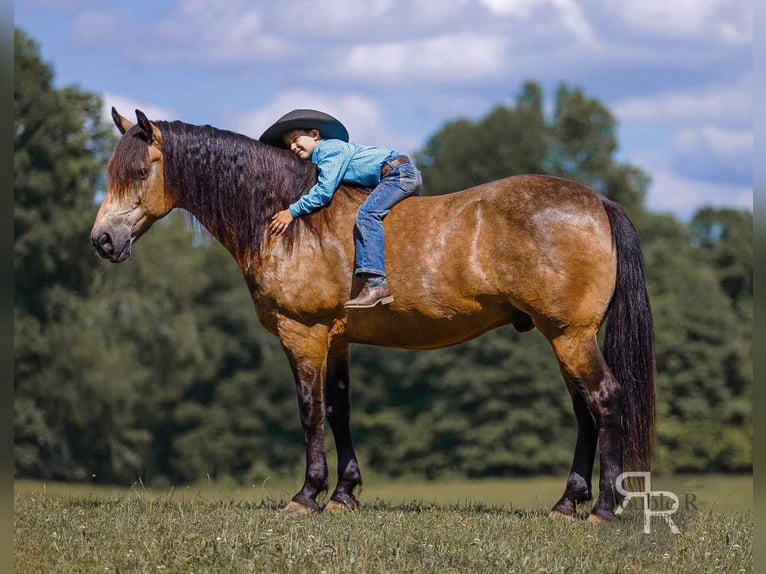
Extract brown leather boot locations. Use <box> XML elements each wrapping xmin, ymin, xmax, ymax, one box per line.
<box><xmin>344</xmin><ymin>280</ymin><xmax>394</xmax><ymax>309</ymax></box>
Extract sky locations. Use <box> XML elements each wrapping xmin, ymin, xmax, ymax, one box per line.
<box><xmin>14</xmin><ymin>0</ymin><xmax>753</xmax><ymax>221</ymax></box>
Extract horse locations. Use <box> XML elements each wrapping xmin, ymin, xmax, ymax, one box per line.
<box><xmin>91</xmin><ymin>108</ymin><xmax>655</xmax><ymax>523</ymax></box>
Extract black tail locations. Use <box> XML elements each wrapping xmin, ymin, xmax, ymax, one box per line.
<box><xmin>601</xmin><ymin>198</ymin><xmax>656</xmax><ymax>472</ymax></box>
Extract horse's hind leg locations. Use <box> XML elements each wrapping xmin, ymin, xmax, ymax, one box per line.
<box><xmin>551</xmin><ymin>332</ymin><xmax>624</xmax><ymax>522</ymax></box>
<box><xmin>324</xmin><ymin>342</ymin><xmax>363</xmax><ymax>512</ymax></box>
<box><xmin>550</xmin><ymin>387</ymin><xmax>597</xmax><ymax>519</ymax></box>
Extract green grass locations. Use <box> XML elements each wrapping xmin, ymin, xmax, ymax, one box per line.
<box><xmin>15</xmin><ymin>475</ymin><xmax>752</xmax><ymax>573</ymax></box>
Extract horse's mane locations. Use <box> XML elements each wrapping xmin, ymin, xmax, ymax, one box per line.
<box><xmin>110</xmin><ymin>119</ymin><xmax>350</xmax><ymax>258</ymax></box>
<box><xmin>162</xmin><ymin>120</ymin><xmax>325</xmax><ymax>257</ymax></box>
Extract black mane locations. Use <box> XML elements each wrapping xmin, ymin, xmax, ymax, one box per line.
<box><xmin>157</xmin><ymin>120</ymin><xmax>320</xmax><ymax>258</ymax></box>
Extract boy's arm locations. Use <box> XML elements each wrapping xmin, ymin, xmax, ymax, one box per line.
<box><xmin>288</xmin><ymin>143</ymin><xmax>353</xmax><ymax>218</ymax></box>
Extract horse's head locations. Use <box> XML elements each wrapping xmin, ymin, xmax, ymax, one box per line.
<box><xmin>90</xmin><ymin>108</ymin><xmax>175</xmax><ymax>262</ymax></box>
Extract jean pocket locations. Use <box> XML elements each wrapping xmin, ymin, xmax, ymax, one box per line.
<box><xmin>398</xmin><ymin>165</ymin><xmax>422</xmax><ymax>194</ymax></box>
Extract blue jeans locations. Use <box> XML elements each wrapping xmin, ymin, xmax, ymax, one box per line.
<box><xmin>354</xmin><ymin>156</ymin><xmax>422</xmax><ymax>278</ymax></box>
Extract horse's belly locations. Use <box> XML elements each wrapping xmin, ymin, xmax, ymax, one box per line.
<box><xmin>343</xmin><ymin>307</ymin><xmax>516</xmax><ymax>350</ymax></box>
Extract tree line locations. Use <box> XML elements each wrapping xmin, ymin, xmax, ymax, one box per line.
<box><xmin>14</xmin><ymin>29</ymin><xmax>752</xmax><ymax>486</ymax></box>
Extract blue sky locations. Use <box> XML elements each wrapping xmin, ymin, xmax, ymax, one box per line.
<box><xmin>15</xmin><ymin>0</ymin><xmax>752</xmax><ymax>221</ymax></box>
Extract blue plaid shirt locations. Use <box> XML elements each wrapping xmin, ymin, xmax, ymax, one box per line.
<box><xmin>288</xmin><ymin>139</ymin><xmax>396</xmax><ymax>218</ymax></box>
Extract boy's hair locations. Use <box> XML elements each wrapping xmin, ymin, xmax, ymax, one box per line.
<box><xmin>284</xmin><ymin>128</ymin><xmax>319</xmax><ymax>140</ymax></box>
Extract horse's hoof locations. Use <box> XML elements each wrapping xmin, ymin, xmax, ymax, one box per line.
<box><xmin>324</xmin><ymin>497</ymin><xmax>359</xmax><ymax>513</ymax></box>
<box><xmin>549</xmin><ymin>510</ymin><xmax>576</xmax><ymax>521</ymax></box>
<box><xmin>325</xmin><ymin>499</ymin><xmax>357</xmax><ymax>513</ymax></box>
<box><xmin>587</xmin><ymin>513</ymin><xmax>615</xmax><ymax>525</ymax></box>
<box><xmin>281</xmin><ymin>501</ymin><xmax>315</xmax><ymax>517</ymax></box>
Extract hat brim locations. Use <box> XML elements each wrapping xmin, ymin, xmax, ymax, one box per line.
<box><xmin>259</xmin><ymin>109</ymin><xmax>349</xmax><ymax>148</ymax></box>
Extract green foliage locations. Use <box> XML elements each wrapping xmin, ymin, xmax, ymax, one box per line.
<box><xmin>14</xmin><ymin>28</ymin><xmax>751</xmax><ymax>486</ymax></box>
<box><xmin>416</xmin><ymin>80</ymin><xmax>648</xmax><ymax>212</ymax></box>
<box><xmin>352</xmin><ymin>330</ymin><xmax>572</xmax><ymax>479</ymax></box>
<box><xmin>689</xmin><ymin>208</ymin><xmax>752</xmax><ymax>306</ymax></box>
<box><xmin>547</xmin><ymin>84</ymin><xmax>617</xmax><ymax>184</ymax></box>
<box><xmin>13</xmin><ymin>28</ymin><xmax>134</xmax><ymax>481</ymax></box>
<box><xmin>640</xmin><ymin>213</ymin><xmax>752</xmax><ymax>473</ymax></box>
<box><xmin>14</xmin><ymin>30</ymin><xmax>113</xmax><ymax>318</ymax></box>
<box><xmin>415</xmin><ymin>81</ymin><xmax>548</xmax><ymax>194</ymax></box>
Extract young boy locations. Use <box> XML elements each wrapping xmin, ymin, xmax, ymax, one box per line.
<box><xmin>260</xmin><ymin>109</ymin><xmax>422</xmax><ymax>309</ymax></box>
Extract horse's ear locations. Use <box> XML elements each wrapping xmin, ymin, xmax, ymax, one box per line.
<box><xmin>111</xmin><ymin>107</ymin><xmax>134</xmax><ymax>135</ymax></box>
<box><xmin>135</xmin><ymin>109</ymin><xmax>162</xmax><ymax>147</ymax></box>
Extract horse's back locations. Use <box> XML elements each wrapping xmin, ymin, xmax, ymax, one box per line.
<box><xmin>385</xmin><ymin>174</ymin><xmax>615</xmax><ymax>297</ymax></box>
<box><xmin>342</xmin><ymin>174</ymin><xmax>618</xmax><ymax>347</ymax></box>
<box><xmin>391</xmin><ymin>174</ymin><xmax>607</xmax><ymax>222</ymax></box>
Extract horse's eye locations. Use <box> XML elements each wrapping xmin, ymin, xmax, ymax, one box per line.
<box><xmin>136</xmin><ymin>167</ymin><xmax>151</xmax><ymax>180</ymax></box>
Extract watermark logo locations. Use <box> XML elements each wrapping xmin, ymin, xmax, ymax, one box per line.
<box><xmin>615</xmin><ymin>471</ymin><xmax>683</xmax><ymax>534</ymax></box>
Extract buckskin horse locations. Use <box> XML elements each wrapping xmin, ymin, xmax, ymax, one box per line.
<box><xmin>90</xmin><ymin>108</ymin><xmax>655</xmax><ymax>523</ymax></box>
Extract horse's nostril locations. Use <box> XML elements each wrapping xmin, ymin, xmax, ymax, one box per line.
<box><xmin>93</xmin><ymin>232</ymin><xmax>113</xmax><ymax>255</ymax></box>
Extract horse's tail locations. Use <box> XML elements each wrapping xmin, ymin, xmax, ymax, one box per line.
<box><xmin>601</xmin><ymin>198</ymin><xmax>656</xmax><ymax>472</ymax></box>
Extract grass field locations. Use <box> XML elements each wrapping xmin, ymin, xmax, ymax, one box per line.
<box><xmin>15</xmin><ymin>475</ymin><xmax>751</xmax><ymax>573</ymax></box>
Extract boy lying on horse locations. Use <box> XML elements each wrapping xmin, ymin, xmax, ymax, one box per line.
<box><xmin>260</xmin><ymin>109</ymin><xmax>422</xmax><ymax>309</ymax></box>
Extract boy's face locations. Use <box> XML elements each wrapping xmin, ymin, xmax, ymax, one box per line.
<box><xmin>284</xmin><ymin>129</ymin><xmax>320</xmax><ymax>160</ymax></box>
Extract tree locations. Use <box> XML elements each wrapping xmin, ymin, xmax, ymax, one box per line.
<box><xmin>14</xmin><ymin>28</ymin><xmax>121</xmax><ymax>480</ymax></box>
<box><xmin>415</xmin><ymin>81</ymin><xmax>548</xmax><ymax>195</ymax></box>
<box><xmin>639</xmin><ymin>213</ymin><xmax>751</xmax><ymax>473</ymax></box>
<box><xmin>689</xmin><ymin>208</ymin><xmax>752</xmax><ymax>306</ymax></box>
<box><xmin>14</xmin><ymin>29</ymin><xmax>113</xmax><ymax>318</ymax></box>
<box><xmin>416</xmin><ymin>81</ymin><xmax>649</xmax><ymax>214</ymax></box>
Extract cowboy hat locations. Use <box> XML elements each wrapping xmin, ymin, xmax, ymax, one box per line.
<box><xmin>259</xmin><ymin>109</ymin><xmax>349</xmax><ymax>148</ymax></box>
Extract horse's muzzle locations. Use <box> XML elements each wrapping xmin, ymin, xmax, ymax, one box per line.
<box><xmin>91</xmin><ymin>230</ymin><xmax>131</xmax><ymax>262</ymax></box>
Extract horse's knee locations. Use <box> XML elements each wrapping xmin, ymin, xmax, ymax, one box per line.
<box><xmin>306</xmin><ymin>465</ymin><xmax>329</xmax><ymax>493</ymax></box>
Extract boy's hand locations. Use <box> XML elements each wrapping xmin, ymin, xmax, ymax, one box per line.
<box><xmin>269</xmin><ymin>209</ymin><xmax>294</xmax><ymax>235</ymax></box>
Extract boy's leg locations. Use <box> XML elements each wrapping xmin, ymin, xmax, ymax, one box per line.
<box><xmin>345</xmin><ymin>163</ymin><xmax>420</xmax><ymax>308</ymax></box>
<box><xmin>352</xmin><ymin>163</ymin><xmax>421</xmax><ymax>280</ymax></box>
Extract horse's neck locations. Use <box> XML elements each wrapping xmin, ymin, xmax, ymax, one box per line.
<box><xmin>161</xmin><ymin>124</ymin><xmax>370</xmax><ymax>271</ymax></box>
<box><xmin>166</xmin><ymin>132</ymin><xmax>315</xmax><ymax>265</ymax></box>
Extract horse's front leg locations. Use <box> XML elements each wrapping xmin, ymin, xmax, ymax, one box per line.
<box><xmin>324</xmin><ymin>341</ymin><xmax>363</xmax><ymax>512</ymax></box>
<box><xmin>277</xmin><ymin>316</ymin><xmax>330</xmax><ymax>515</ymax></box>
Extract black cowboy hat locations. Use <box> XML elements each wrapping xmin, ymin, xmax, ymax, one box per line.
<box><xmin>259</xmin><ymin>109</ymin><xmax>349</xmax><ymax>148</ymax></box>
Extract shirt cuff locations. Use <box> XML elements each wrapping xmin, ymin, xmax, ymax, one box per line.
<box><xmin>288</xmin><ymin>203</ymin><xmax>303</xmax><ymax>218</ymax></box>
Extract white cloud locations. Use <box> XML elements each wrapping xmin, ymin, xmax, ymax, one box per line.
<box><xmin>149</xmin><ymin>0</ymin><xmax>287</xmax><ymax>64</ymax></box>
<box><xmin>25</xmin><ymin>0</ymin><xmax>97</xmax><ymax>8</ymax></box>
<box><xmin>478</xmin><ymin>0</ymin><xmax>536</xmax><ymax>17</ymax></box>
<box><xmin>553</xmin><ymin>0</ymin><xmax>597</xmax><ymax>45</ymax></box>
<box><xmin>70</xmin><ymin>8</ymin><xmax>125</xmax><ymax>43</ymax></box>
<box><xmin>671</xmin><ymin>125</ymin><xmax>752</xmax><ymax>184</ymax></box>
<box><xmin>645</xmin><ymin>166</ymin><xmax>752</xmax><ymax>220</ymax></box>
<box><xmin>613</xmin><ymin>81</ymin><xmax>752</xmax><ymax>124</ymax></box>
<box><xmin>478</xmin><ymin>0</ymin><xmax>596</xmax><ymax>44</ymax></box>
<box><xmin>275</xmin><ymin>0</ymin><xmax>400</xmax><ymax>38</ymax></box>
<box><xmin>676</xmin><ymin>126</ymin><xmax>752</xmax><ymax>159</ymax></box>
<box><xmin>338</xmin><ymin>34</ymin><xmax>509</xmax><ymax>85</ymax></box>
<box><xmin>605</xmin><ymin>0</ymin><xmax>752</xmax><ymax>44</ymax></box>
